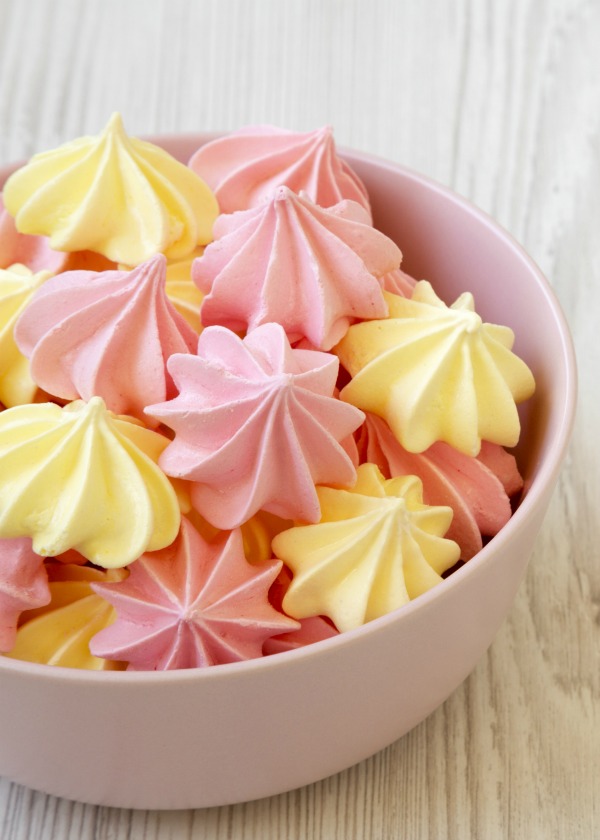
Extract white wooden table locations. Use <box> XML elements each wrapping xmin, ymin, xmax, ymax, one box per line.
<box><xmin>0</xmin><ymin>1</ymin><xmax>598</xmax><ymax>837</ymax></box>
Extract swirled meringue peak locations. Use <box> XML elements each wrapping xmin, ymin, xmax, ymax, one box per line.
<box><xmin>14</xmin><ymin>254</ymin><xmax>198</xmax><ymax>422</ymax></box>
<box><xmin>188</xmin><ymin>124</ymin><xmax>371</xmax><ymax>216</ymax></box>
<box><xmin>0</xmin><ymin>537</ymin><xmax>50</xmax><ymax>652</ymax></box>
<box><xmin>193</xmin><ymin>187</ymin><xmax>399</xmax><ymax>350</ymax></box>
<box><xmin>89</xmin><ymin>518</ymin><xmax>299</xmax><ymax>670</ymax></box>
<box><xmin>337</xmin><ymin>281</ymin><xmax>536</xmax><ymax>456</ymax></box>
<box><xmin>272</xmin><ymin>463</ymin><xmax>460</xmax><ymax>632</ymax></box>
<box><xmin>0</xmin><ymin>397</ymin><xmax>180</xmax><ymax>567</ymax></box>
<box><xmin>0</xmin><ymin>263</ymin><xmax>52</xmax><ymax>407</ymax></box>
<box><xmin>360</xmin><ymin>413</ymin><xmax>517</xmax><ymax>559</ymax></box>
<box><xmin>2</xmin><ymin>112</ymin><xmax>218</xmax><ymax>265</ymax></box>
<box><xmin>146</xmin><ymin>323</ymin><xmax>365</xmax><ymax>529</ymax></box>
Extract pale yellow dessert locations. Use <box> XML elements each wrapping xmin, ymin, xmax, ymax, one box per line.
<box><xmin>2</xmin><ymin>113</ymin><xmax>218</xmax><ymax>265</ymax></box>
<box><xmin>272</xmin><ymin>463</ymin><xmax>460</xmax><ymax>632</ymax></box>
<box><xmin>336</xmin><ymin>282</ymin><xmax>536</xmax><ymax>456</ymax></box>
<box><xmin>0</xmin><ymin>397</ymin><xmax>180</xmax><ymax>567</ymax></box>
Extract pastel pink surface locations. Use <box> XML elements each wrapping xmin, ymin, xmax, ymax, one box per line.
<box><xmin>0</xmin><ymin>194</ymin><xmax>68</xmax><ymax>273</ymax></box>
<box><xmin>91</xmin><ymin>518</ymin><xmax>297</xmax><ymax>670</ymax></box>
<box><xmin>380</xmin><ymin>266</ymin><xmax>417</xmax><ymax>296</ymax></box>
<box><xmin>0</xmin><ymin>138</ymin><xmax>576</xmax><ymax>810</ymax></box>
<box><xmin>188</xmin><ymin>124</ymin><xmax>372</xmax><ymax>216</ymax></box>
<box><xmin>477</xmin><ymin>439</ymin><xmax>524</xmax><ymax>497</ymax></box>
<box><xmin>147</xmin><ymin>323</ymin><xmax>364</xmax><ymax>528</ymax></box>
<box><xmin>0</xmin><ymin>538</ymin><xmax>50</xmax><ymax>652</ymax></box>
<box><xmin>193</xmin><ymin>187</ymin><xmax>399</xmax><ymax>350</ymax></box>
<box><xmin>14</xmin><ymin>254</ymin><xmax>198</xmax><ymax>422</ymax></box>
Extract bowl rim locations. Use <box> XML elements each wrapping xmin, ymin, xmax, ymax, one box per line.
<box><xmin>0</xmin><ymin>137</ymin><xmax>578</xmax><ymax>686</ymax></box>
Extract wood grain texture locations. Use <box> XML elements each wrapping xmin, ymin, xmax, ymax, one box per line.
<box><xmin>0</xmin><ymin>0</ymin><xmax>597</xmax><ymax>837</ymax></box>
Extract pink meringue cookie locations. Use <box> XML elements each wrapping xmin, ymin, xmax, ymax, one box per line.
<box><xmin>193</xmin><ymin>187</ymin><xmax>400</xmax><ymax>350</ymax></box>
<box><xmin>14</xmin><ymin>254</ymin><xmax>198</xmax><ymax>423</ymax></box>
<box><xmin>0</xmin><ymin>537</ymin><xmax>50</xmax><ymax>652</ymax></box>
<box><xmin>188</xmin><ymin>124</ymin><xmax>371</xmax><ymax>216</ymax></box>
<box><xmin>476</xmin><ymin>439</ymin><xmax>524</xmax><ymax>497</ymax></box>
<box><xmin>360</xmin><ymin>413</ymin><xmax>518</xmax><ymax>559</ymax></box>
<box><xmin>146</xmin><ymin>323</ymin><xmax>365</xmax><ymax>529</ymax></box>
<box><xmin>90</xmin><ymin>517</ymin><xmax>299</xmax><ymax>670</ymax></box>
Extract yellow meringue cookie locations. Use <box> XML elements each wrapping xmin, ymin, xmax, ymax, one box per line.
<box><xmin>0</xmin><ymin>263</ymin><xmax>52</xmax><ymax>407</ymax></box>
<box><xmin>336</xmin><ymin>282</ymin><xmax>536</xmax><ymax>456</ymax></box>
<box><xmin>2</xmin><ymin>113</ymin><xmax>218</xmax><ymax>265</ymax></box>
<box><xmin>273</xmin><ymin>463</ymin><xmax>460</xmax><ymax>632</ymax></box>
<box><xmin>7</xmin><ymin>565</ymin><xmax>127</xmax><ymax>670</ymax></box>
<box><xmin>0</xmin><ymin>397</ymin><xmax>180</xmax><ymax>568</ymax></box>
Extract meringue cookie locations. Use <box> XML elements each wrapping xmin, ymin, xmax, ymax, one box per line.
<box><xmin>337</xmin><ymin>282</ymin><xmax>536</xmax><ymax>455</ymax></box>
<box><xmin>147</xmin><ymin>323</ymin><xmax>365</xmax><ymax>529</ymax></box>
<box><xmin>14</xmin><ymin>254</ymin><xmax>198</xmax><ymax>423</ymax></box>
<box><xmin>193</xmin><ymin>187</ymin><xmax>399</xmax><ymax>350</ymax></box>
<box><xmin>188</xmin><ymin>124</ymin><xmax>371</xmax><ymax>216</ymax></box>
<box><xmin>3</xmin><ymin>112</ymin><xmax>218</xmax><ymax>265</ymax></box>
<box><xmin>273</xmin><ymin>463</ymin><xmax>460</xmax><ymax>632</ymax></box>
<box><xmin>90</xmin><ymin>518</ymin><xmax>299</xmax><ymax>670</ymax></box>
<box><xmin>0</xmin><ymin>263</ymin><xmax>52</xmax><ymax>407</ymax></box>
<box><xmin>0</xmin><ymin>537</ymin><xmax>50</xmax><ymax>652</ymax></box>
<box><xmin>0</xmin><ymin>397</ymin><xmax>180</xmax><ymax>567</ymax></box>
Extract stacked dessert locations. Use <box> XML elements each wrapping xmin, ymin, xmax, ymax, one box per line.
<box><xmin>0</xmin><ymin>116</ymin><xmax>535</xmax><ymax>670</ymax></box>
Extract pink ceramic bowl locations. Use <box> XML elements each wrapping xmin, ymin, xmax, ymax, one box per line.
<box><xmin>0</xmin><ymin>136</ymin><xmax>576</xmax><ymax>809</ymax></box>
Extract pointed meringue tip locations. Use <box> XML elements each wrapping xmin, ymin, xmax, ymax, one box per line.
<box><xmin>144</xmin><ymin>253</ymin><xmax>168</xmax><ymax>270</ymax></box>
<box><xmin>85</xmin><ymin>395</ymin><xmax>108</xmax><ymax>414</ymax></box>
<box><xmin>316</xmin><ymin>125</ymin><xmax>334</xmax><ymax>139</ymax></box>
<box><xmin>106</xmin><ymin>112</ymin><xmax>125</xmax><ymax>132</ymax></box>
<box><xmin>273</xmin><ymin>185</ymin><xmax>295</xmax><ymax>202</ymax></box>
